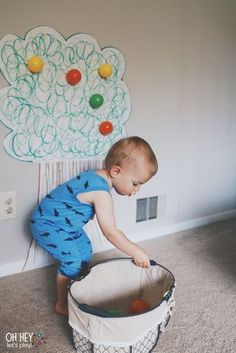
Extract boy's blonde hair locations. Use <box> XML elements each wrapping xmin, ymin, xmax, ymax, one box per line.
<box><xmin>105</xmin><ymin>136</ymin><xmax>158</xmax><ymax>176</ymax></box>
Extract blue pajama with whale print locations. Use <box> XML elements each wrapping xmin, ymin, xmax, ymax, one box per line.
<box><xmin>30</xmin><ymin>170</ymin><xmax>110</xmax><ymax>278</ymax></box>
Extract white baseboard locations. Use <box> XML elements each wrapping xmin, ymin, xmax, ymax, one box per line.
<box><xmin>0</xmin><ymin>257</ymin><xmax>56</xmax><ymax>278</ymax></box>
<box><xmin>0</xmin><ymin>260</ymin><xmax>25</xmax><ymax>277</ymax></box>
<box><xmin>0</xmin><ymin>209</ymin><xmax>235</xmax><ymax>278</ymax></box>
<box><xmin>133</xmin><ymin>208</ymin><xmax>236</xmax><ymax>243</ymax></box>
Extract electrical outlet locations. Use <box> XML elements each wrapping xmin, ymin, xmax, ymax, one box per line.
<box><xmin>0</xmin><ymin>191</ymin><xmax>16</xmax><ymax>220</ymax></box>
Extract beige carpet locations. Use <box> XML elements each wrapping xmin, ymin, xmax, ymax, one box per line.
<box><xmin>0</xmin><ymin>218</ymin><xmax>236</xmax><ymax>353</ymax></box>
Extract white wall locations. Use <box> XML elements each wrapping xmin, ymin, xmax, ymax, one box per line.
<box><xmin>1</xmin><ymin>0</ymin><xmax>236</xmax><ymax>276</ymax></box>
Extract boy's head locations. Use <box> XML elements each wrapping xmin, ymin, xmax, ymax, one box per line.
<box><xmin>105</xmin><ymin>136</ymin><xmax>158</xmax><ymax>196</ymax></box>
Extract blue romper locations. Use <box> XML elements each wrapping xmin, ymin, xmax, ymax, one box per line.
<box><xmin>30</xmin><ymin>170</ymin><xmax>110</xmax><ymax>278</ymax></box>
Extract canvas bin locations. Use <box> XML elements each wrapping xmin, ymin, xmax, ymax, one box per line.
<box><xmin>68</xmin><ymin>257</ymin><xmax>175</xmax><ymax>353</ymax></box>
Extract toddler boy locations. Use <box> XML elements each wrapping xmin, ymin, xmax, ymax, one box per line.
<box><xmin>30</xmin><ymin>136</ymin><xmax>158</xmax><ymax>315</ymax></box>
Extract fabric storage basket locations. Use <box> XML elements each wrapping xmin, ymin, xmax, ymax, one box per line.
<box><xmin>68</xmin><ymin>258</ymin><xmax>175</xmax><ymax>353</ymax></box>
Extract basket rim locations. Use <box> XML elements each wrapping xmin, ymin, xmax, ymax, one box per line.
<box><xmin>68</xmin><ymin>257</ymin><xmax>175</xmax><ymax>318</ymax></box>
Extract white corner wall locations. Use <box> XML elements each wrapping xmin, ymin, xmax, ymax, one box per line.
<box><xmin>0</xmin><ymin>0</ymin><xmax>236</xmax><ymax>277</ymax></box>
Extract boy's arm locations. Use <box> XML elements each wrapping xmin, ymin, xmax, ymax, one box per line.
<box><xmin>93</xmin><ymin>191</ymin><xmax>150</xmax><ymax>268</ymax></box>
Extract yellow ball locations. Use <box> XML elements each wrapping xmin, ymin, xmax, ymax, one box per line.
<box><xmin>99</xmin><ymin>63</ymin><xmax>113</xmax><ymax>78</ymax></box>
<box><xmin>27</xmin><ymin>56</ymin><xmax>44</xmax><ymax>73</ymax></box>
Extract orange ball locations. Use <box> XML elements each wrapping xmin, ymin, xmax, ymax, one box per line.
<box><xmin>99</xmin><ymin>121</ymin><xmax>113</xmax><ymax>135</ymax></box>
<box><xmin>129</xmin><ymin>299</ymin><xmax>150</xmax><ymax>314</ymax></box>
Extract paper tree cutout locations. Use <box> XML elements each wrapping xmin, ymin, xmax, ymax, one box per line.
<box><xmin>0</xmin><ymin>26</ymin><xmax>131</xmax><ymax>162</ymax></box>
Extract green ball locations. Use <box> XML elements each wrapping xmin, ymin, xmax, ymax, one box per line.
<box><xmin>107</xmin><ymin>310</ymin><xmax>120</xmax><ymax>317</ymax></box>
<box><xmin>89</xmin><ymin>94</ymin><xmax>104</xmax><ymax>109</ymax></box>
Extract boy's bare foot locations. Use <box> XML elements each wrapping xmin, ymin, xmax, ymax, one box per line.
<box><xmin>55</xmin><ymin>302</ymin><xmax>68</xmax><ymax>317</ymax></box>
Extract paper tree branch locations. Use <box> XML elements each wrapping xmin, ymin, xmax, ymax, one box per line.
<box><xmin>0</xmin><ymin>26</ymin><xmax>131</xmax><ymax>162</ymax></box>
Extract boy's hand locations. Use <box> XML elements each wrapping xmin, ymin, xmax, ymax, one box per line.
<box><xmin>133</xmin><ymin>248</ymin><xmax>150</xmax><ymax>268</ymax></box>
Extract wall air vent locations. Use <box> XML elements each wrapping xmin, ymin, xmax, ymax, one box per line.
<box><xmin>148</xmin><ymin>196</ymin><xmax>158</xmax><ymax>220</ymax></box>
<box><xmin>136</xmin><ymin>198</ymin><xmax>148</xmax><ymax>222</ymax></box>
<box><xmin>136</xmin><ymin>196</ymin><xmax>158</xmax><ymax>222</ymax></box>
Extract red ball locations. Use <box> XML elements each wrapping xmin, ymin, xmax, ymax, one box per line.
<box><xmin>99</xmin><ymin>121</ymin><xmax>113</xmax><ymax>135</ymax></box>
<box><xmin>129</xmin><ymin>299</ymin><xmax>150</xmax><ymax>314</ymax></box>
<box><xmin>66</xmin><ymin>69</ymin><xmax>82</xmax><ymax>85</ymax></box>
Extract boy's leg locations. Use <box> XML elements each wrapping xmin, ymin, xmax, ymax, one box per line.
<box><xmin>55</xmin><ymin>273</ymin><xmax>71</xmax><ymax>316</ymax></box>
<box><xmin>31</xmin><ymin>223</ymin><xmax>93</xmax><ymax>316</ymax></box>
<box><xmin>55</xmin><ymin>230</ymin><xmax>93</xmax><ymax>316</ymax></box>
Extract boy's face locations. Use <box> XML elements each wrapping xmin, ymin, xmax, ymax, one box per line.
<box><xmin>110</xmin><ymin>162</ymin><xmax>151</xmax><ymax>196</ymax></box>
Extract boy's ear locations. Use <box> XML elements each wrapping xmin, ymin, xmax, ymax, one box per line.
<box><xmin>110</xmin><ymin>165</ymin><xmax>121</xmax><ymax>178</ymax></box>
